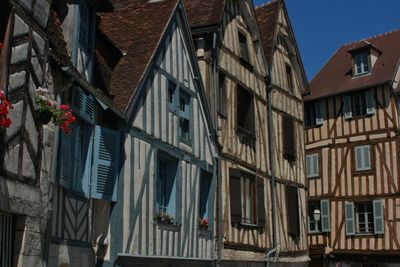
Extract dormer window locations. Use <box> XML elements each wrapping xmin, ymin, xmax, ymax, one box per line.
<box><xmin>354</xmin><ymin>51</ymin><xmax>370</xmax><ymax>76</ymax></box>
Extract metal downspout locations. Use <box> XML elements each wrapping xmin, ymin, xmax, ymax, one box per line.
<box><xmin>266</xmin><ymin>68</ymin><xmax>278</xmax><ymax>266</ymax></box>
<box><xmin>212</xmin><ymin>30</ymin><xmax>223</xmax><ymax>267</ymax></box>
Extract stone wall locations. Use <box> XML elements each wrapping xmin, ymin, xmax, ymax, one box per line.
<box><xmin>0</xmin><ymin>0</ymin><xmax>53</xmax><ymax>266</ymax></box>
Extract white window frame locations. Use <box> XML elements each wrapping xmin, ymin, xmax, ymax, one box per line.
<box><xmin>354</xmin><ymin>51</ymin><xmax>370</xmax><ymax>76</ymax></box>
<box><xmin>306</xmin><ymin>153</ymin><xmax>319</xmax><ymax>178</ymax></box>
<box><xmin>355</xmin><ymin>202</ymin><xmax>374</xmax><ymax>234</ymax></box>
<box><xmin>354</xmin><ymin>145</ymin><xmax>371</xmax><ymax>172</ymax></box>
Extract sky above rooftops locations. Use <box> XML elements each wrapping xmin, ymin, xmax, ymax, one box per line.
<box><xmin>253</xmin><ymin>0</ymin><xmax>400</xmax><ymax>81</ymax></box>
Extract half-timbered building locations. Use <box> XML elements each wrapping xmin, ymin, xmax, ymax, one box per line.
<box><xmin>47</xmin><ymin>1</ymin><xmax>126</xmax><ymax>266</ymax></box>
<box><xmin>97</xmin><ymin>0</ymin><xmax>218</xmax><ymax>266</ymax></box>
<box><xmin>305</xmin><ymin>29</ymin><xmax>400</xmax><ymax>266</ymax></box>
<box><xmin>256</xmin><ymin>1</ymin><xmax>309</xmax><ymax>265</ymax></box>
<box><xmin>184</xmin><ymin>0</ymin><xmax>277</xmax><ymax>265</ymax></box>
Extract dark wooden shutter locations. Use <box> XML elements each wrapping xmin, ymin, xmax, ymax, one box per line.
<box><xmin>283</xmin><ymin>115</ymin><xmax>295</xmax><ymax>159</ymax></box>
<box><xmin>257</xmin><ymin>177</ymin><xmax>266</xmax><ymax>226</ymax></box>
<box><xmin>286</xmin><ymin>185</ymin><xmax>300</xmax><ymax>236</ymax></box>
<box><xmin>229</xmin><ymin>168</ymin><xmax>241</xmax><ymax>223</ymax></box>
<box><xmin>0</xmin><ymin>8</ymin><xmax>12</xmax><ymax>91</ymax></box>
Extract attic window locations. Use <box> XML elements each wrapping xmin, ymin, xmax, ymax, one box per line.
<box><xmin>354</xmin><ymin>51</ymin><xmax>370</xmax><ymax>76</ymax></box>
<box><xmin>238</xmin><ymin>31</ymin><xmax>250</xmax><ymax>64</ymax></box>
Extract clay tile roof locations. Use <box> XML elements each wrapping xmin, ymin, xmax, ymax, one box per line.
<box><xmin>183</xmin><ymin>0</ymin><xmax>225</xmax><ymax>29</ymax></box>
<box><xmin>306</xmin><ymin>29</ymin><xmax>400</xmax><ymax>101</ymax></box>
<box><xmin>98</xmin><ymin>0</ymin><xmax>178</xmax><ymax>111</ymax></box>
<box><xmin>47</xmin><ymin>10</ymin><xmax>71</xmax><ymax>66</ymax></box>
<box><xmin>255</xmin><ymin>0</ymin><xmax>279</xmax><ymax>66</ymax></box>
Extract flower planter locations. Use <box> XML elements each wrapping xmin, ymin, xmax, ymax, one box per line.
<box><xmin>36</xmin><ymin>110</ymin><xmax>53</xmax><ymax>124</ymax></box>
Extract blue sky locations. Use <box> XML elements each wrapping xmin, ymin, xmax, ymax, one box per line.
<box><xmin>253</xmin><ymin>0</ymin><xmax>400</xmax><ymax>80</ymax></box>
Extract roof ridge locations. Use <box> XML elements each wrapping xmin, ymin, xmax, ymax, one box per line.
<box><xmin>255</xmin><ymin>0</ymin><xmax>278</xmax><ymax>10</ymax></box>
<box><xmin>341</xmin><ymin>28</ymin><xmax>400</xmax><ymax>47</ymax></box>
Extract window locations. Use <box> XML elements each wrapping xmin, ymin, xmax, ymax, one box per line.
<box><xmin>157</xmin><ymin>153</ymin><xmax>178</xmax><ymax>218</ymax></box>
<box><xmin>286</xmin><ymin>65</ymin><xmax>294</xmax><ymax>94</ymax></box>
<box><xmin>218</xmin><ymin>73</ymin><xmax>227</xmax><ymax>117</ymax></box>
<box><xmin>58</xmin><ymin>88</ymin><xmax>121</xmax><ymax>201</ymax></box>
<box><xmin>345</xmin><ymin>200</ymin><xmax>384</xmax><ymax>235</ymax></box>
<box><xmin>305</xmin><ymin>101</ymin><xmax>323</xmax><ymax>127</ymax></box>
<box><xmin>306</xmin><ymin>153</ymin><xmax>319</xmax><ymax>178</ymax></box>
<box><xmin>238</xmin><ymin>31</ymin><xmax>250</xmax><ymax>64</ymax></box>
<box><xmin>308</xmin><ymin>199</ymin><xmax>330</xmax><ymax>233</ymax></box>
<box><xmin>0</xmin><ymin>212</ymin><xmax>15</xmax><ymax>267</ymax></box>
<box><xmin>168</xmin><ymin>80</ymin><xmax>176</xmax><ymax>106</ymax></box>
<box><xmin>229</xmin><ymin>168</ymin><xmax>265</xmax><ymax>226</ymax></box>
<box><xmin>282</xmin><ymin>115</ymin><xmax>296</xmax><ymax>160</ymax></box>
<box><xmin>179</xmin><ymin>90</ymin><xmax>191</xmax><ymax>143</ymax></box>
<box><xmin>199</xmin><ymin>170</ymin><xmax>212</xmax><ymax>222</ymax></box>
<box><xmin>354</xmin><ymin>145</ymin><xmax>371</xmax><ymax>172</ymax></box>
<box><xmin>343</xmin><ymin>90</ymin><xmax>375</xmax><ymax>119</ymax></box>
<box><xmin>354</xmin><ymin>51</ymin><xmax>369</xmax><ymax>76</ymax></box>
<box><xmin>286</xmin><ymin>185</ymin><xmax>300</xmax><ymax>236</ymax></box>
<box><xmin>236</xmin><ymin>85</ymin><xmax>255</xmax><ymax>136</ymax></box>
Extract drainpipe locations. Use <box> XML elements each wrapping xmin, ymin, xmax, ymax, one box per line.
<box><xmin>266</xmin><ymin>67</ymin><xmax>278</xmax><ymax>265</ymax></box>
<box><xmin>212</xmin><ymin>30</ymin><xmax>223</xmax><ymax>267</ymax></box>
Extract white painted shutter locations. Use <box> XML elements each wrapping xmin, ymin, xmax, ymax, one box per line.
<box><xmin>315</xmin><ymin>101</ymin><xmax>324</xmax><ymax>125</ymax></box>
<box><xmin>373</xmin><ymin>199</ymin><xmax>384</xmax><ymax>234</ymax></box>
<box><xmin>363</xmin><ymin>145</ymin><xmax>371</xmax><ymax>170</ymax></box>
<box><xmin>345</xmin><ymin>202</ymin><xmax>355</xmax><ymax>236</ymax></box>
<box><xmin>343</xmin><ymin>95</ymin><xmax>352</xmax><ymax>119</ymax></box>
<box><xmin>365</xmin><ymin>89</ymin><xmax>375</xmax><ymax>115</ymax></box>
<box><xmin>320</xmin><ymin>199</ymin><xmax>330</xmax><ymax>232</ymax></box>
<box><xmin>72</xmin><ymin>87</ymin><xmax>95</xmax><ymax>123</ymax></box>
<box><xmin>91</xmin><ymin>126</ymin><xmax>121</xmax><ymax>201</ymax></box>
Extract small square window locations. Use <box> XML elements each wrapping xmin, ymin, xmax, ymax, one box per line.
<box><xmin>354</xmin><ymin>52</ymin><xmax>370</xmax><ymax>76</ymax></box>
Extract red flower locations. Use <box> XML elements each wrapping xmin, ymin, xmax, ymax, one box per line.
<box><xmin>0</xmin><ymin>90</ymin><xmax>12</xmax><ymax>129</ymax></box>
<box><xmin>0</xmin><ymin>42</ymin><xmax>3</xmax><ymax>50</ymax></box>
<box><xmin>60</xmin><ymin>104</ymin><xmax>70</xmax><ymax>111</ymax></box>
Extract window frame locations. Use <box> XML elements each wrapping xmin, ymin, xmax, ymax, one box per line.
<box><xmin>282</xmin><ymin>115</ymin><xmax>296</xmax><ymax>160</ymax></box>
<box><xmin>354</xmin><ymin>202</ymin><xmax>374</xmax><ymax>235</ymax></box>
<box><xmin>285</xmin><ymin>64</ymin><xmax>294</xmax><ymax>95</ymax></box>
<box><xmin>240</xmin><ymin>172</ymin><xmax>256</xmax><ymax>225</ymax></box>
<box><xmin>238</xmin><ymin>30</ymin><xmax>250</xmax><ymax>65</ymax></box>
<box><xmin>354</xmin><ymin>51</ymin><xmax>370</xmax><ymax>76</ymax></box>
<box><xmin>305</xmin><ymin>103</ymin><xmax>317</xmax><ymax>128</ymax></box>
<box><xmin>236</xmin><ymin>84</ymin><xmax>255</xmax><ymax>138</ymax></box>
<box><xmin>199</xmin><ymin>170</ymin><xmax>213</xmax><ymax>222</ymax></box>
<box><xmin>353</xmin><ymin>144</ymin><xmax>373</xmax><ymax>173</ymax></box>
<box><xmin>308</xmin><ymin>201</ymin><xmax>321</xmax><ymax>234</ymax></box>
<box><xmin>306</xmin><ymin>153</ymin><xmax>320</xmax><ymax>178</ymax></box>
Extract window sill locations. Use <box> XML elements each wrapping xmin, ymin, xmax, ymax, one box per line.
<box><xmin>239</xmin><ymin>222</ymin><xmax>259</xmax><ymax>229</ymax></box>
<box><xmin>351</xmin><ymin>233</ymin><xmax>374</xmax><ymax>237</ymax></box>
<box><xmin>236</xmin><ymin>127</ymin><xmax>256</xmax><ymax>140</ymax></box>
<box><xmin>198</xmin><ymin>228</ymin><xmax>212</xmax><ymax>239</ymax></box>
<box><xmin>353</xmin><ymin>169</ymin><xmax>373</xmax><ymax>175</ymax></box>
<box><xmin>283</xmin><ymin>154</ymin><xmax>296</xmax><ymax>162</ymax></box>
<box><xmin>352</xmin><ymin>72</ymin><xmax>371</xmax><ymax>79</ymax></box>
<box><xmin>239</xmin><ymin>58</ymin><xmax>253</xmax><ymax>71</ymax></box>
<box><xmin>156</xmin><ymin>221</ymin><xmax>181</xmax><ymax>231</ymax></box>
<box><xmin>307</xmin><ymin>175</ymin><xmax>320</xmax><ymax>179</ymax></box>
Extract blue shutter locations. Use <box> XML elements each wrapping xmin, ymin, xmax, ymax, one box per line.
<box><xmin>179</xmin><ymin>90</ymin><xmax>190</xmax><ymax>119</ymax></box>
<box><xmin>91</xmin><ymin>126</ymin><xmax>121</xmax><ymax>201</ymax></box>
<box><xmin>315</xmin><ymin>101</ymin><xmax>324</xmax><ymax>125</ymax></box>
<box><xmin>363</xmin><ymin>145</ymin><xmax>371</xmax><ymax>170</ymax></box>
<box><xmin>306</xmin><ymin>155</ymin><xmax>311</xmax><ymax>178</ymax></box>
<box><xmin>345</xmin><ymin>202</ymin><xmax>355</xmax><ymax>236</ymax></box>
<box><xmin>59</xmin><ymin>130</ymin><xmax>74</xmax><ymax>188</ymax></box>
<box><xmin>373</xmin><ymin>199</ymin><xmax>384</xmax><ymax>234</ymax></box>
<box><xmin>344</xmin><ymin>95</ymin><xmax>352</xmax><ymax>119</ymax></box>
<box><xmin>355</xmin><ymin>146</ymin><xmax>363</xmax><ymax>170</ymax></box>
<box><xmin>72</xmin><ymin>87</ymin><xmax>95</xmax><ymax>123</ymax></box>
<box><xmin>365</xmin><ymin>89</ymin><xmax>375</xmax><ymax>115</ymax></box>
<box><xmin>320</xmin><ymin>199</ymin><xmax>330</xmax><ymax>232</ymax></box>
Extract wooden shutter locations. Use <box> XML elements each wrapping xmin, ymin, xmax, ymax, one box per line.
<box><xmin>218</xmin><ymin>73</ymin><xmax>227</xmax><ymax>117</ymax></box>
<box><xmin>59</xmin><ymin>130</ymin><xmax>74</xmax><ymax>189</ymax></box>
<box><xmin>365</xmin><ymin>89</ymin><xmax>375</xmax><ymax>115</ymax></box>
<box><xmin>345</xmin><ymin>202</ymin><xmax>355</xmax><ymax>236</ymax></box>
<box><xmin>229</xmin><ymin>168</ymin><xmax>242</xmax><ymax>223</ymax></box>
<box><xmin>72</xmin><ymin>87</ymin><xmax>95</xmax><ymax>123</ymax></box>
<box><xmin>306</xmin><ymin>155</ymin><xmax>311</xmax><ymax>178</ymax></box>
<box><xmin>344</xmin><ymin>95</ymin><xmax>352</xmax><ymax>119</ymax></box>
<box><xmin>320</xmin><ymin>199</ymin><xmax>330</xmax><ymax>232</ymax></box>
<box><xmin>315</xmin><ymin>101</ymin><xmax>324</xmax><ymax>125</ymax></box>
<box><xmin>286</xmin><ymin>185</ymin><xmax>300</xmax><ymax>236</ymax></box>
<box><xmin>373</xmin><ymin>199</ymin><xmax>384</xmax><ymax>234</ymax></box>
<box><xmin>257</xmin><ymin>177</ymin><xmax>266</xmax><ymax>226</ymax></box>
<box><xmin>91</xmin><ymin>126</ymin><xmax>120</xmax><ymax>201</ymax></box>
<box><xmin>283</xmin><ymin>115</ymin><xmax>295</xmax><ymax>159</ymax></box>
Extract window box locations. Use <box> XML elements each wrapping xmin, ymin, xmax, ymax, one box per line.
<box><xmin>156</xmin><ymin>212</ymin><xmax>176</xmax><ymax>225</ymax></box>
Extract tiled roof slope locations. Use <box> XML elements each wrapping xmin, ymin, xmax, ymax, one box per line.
<box><xmin>255</xmin><ymin>0</ymin><xmax>279</xmax><ymax>66</ymax></box>
<box><xmin>306</xmin><ymin>29</ymin><xmax>400</xmax><ymax>101</ymax></box>
<box><xmin>98</xmin><ymin>0</ymin><xmax>177</xmax><ymax>111</ymax></box>
<box><xmin>47</xmin><ymin>10</ymin><xmax>71</xmax><ymax>66</ymax></box>
<box><xmin>183</xmin><ymin>0</ymin><xmax>225</xmax><ymax>29</ymax></box>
